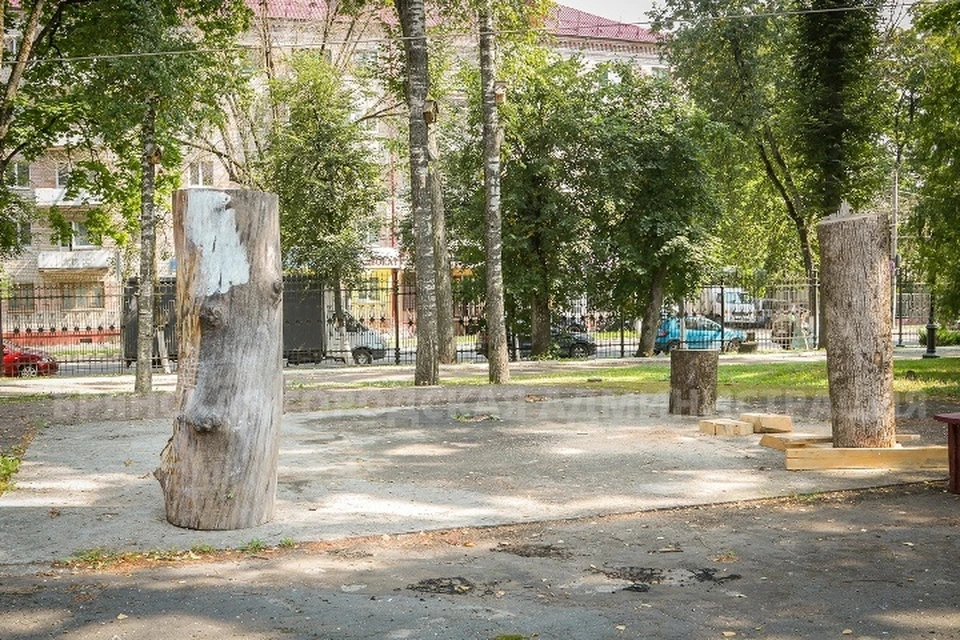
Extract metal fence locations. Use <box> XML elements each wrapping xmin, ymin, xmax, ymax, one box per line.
<box><xmin>0</xmin><ymin>275</ymin><xmax>933</xmax><ymax>377</ymax></box>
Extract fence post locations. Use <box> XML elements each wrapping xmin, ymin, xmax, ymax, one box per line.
<box><xmin>392</xmin><ymin>269</ymin><xmax>401</xmax><ymax>365</ymax></box>
<box><xmin>619</xmin><ymin>308</ymin><xmax>625</xmax><ymax>358</ymax></box>
<box><xmin>719</xmin><ymin>281</ymin><xmax>726</xmax><ymax>351</ymax></box>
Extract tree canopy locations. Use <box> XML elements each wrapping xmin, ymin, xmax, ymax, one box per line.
<box><xmin>266</xmin><ymin>51</ymin><xmax>384</xmax><ymax>284</ymax></box>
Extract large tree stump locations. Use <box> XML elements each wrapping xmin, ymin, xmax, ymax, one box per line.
<box><xmin>818</xmin><ymin>205</ymin><xmax>895</xmax><ymax>448</ymax></box>
<box><xmin>669</xmin><ymin>349</ymin><xmax>719</xmax><ymax>416</ymax></box>
<box><xmin>155</xmin><ymin>189</ymin><xmax>283</xmax><ymax>530</ymax></box>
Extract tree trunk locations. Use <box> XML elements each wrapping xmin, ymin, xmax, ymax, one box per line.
<box><xmin>428</xmin><ymin>129</ymin><xmax>456</xmax><ymax>364</ymax></box>
<box><xmin>669</xmin><ymin>349</ymin><xmax>719</xmax><ymax>416</ymax></box>
<box><xmin>817</xmin><ymin>206</ymin><xmax>895</xmax><ymax>448</ymax></box>
<box><xmin>155</xmin><ymin>189</ymin><xmax>283</xmax><ymax>530</ymax></box>
<box><xmin>479</xmin><ymin>5</ymin><xmax>509</xmax><ymax>384</ymax></box>
<box><xmin>396</xmin><ymin>0</ymin><xmax>438</xmax><ymax>385</ymax></box>
<box><xmin>135</xmin><ymin>103</ymin><xmax>158</xmax><ymax>394</ymax></box>
<box><xmin>637</xmin><ymin>267</ymin><xmax>666</xmax><ymax>357</ymax></box>
<box><xmin>530</xmin><ymin>293</ymin><xmax>550</xmax><ymax>357</ymax></box>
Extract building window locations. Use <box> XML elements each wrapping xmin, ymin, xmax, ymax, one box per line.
<box><xmin>60</xmin><ymin>282</ymin><xmax>105</xmax><ymax>310</ymax></box>
<box><xmin>188</xmin><ymin>160</ymin><xmax>215</xmax><ymax>186</ymax></box>
<box><xmin>16</xmin><ymin>221</ymin><xmax>31</xmax><ymax>246</ymax></box>
<box><xmin>56</xmin><ymin>163</ymin><xmax>72</xmax><ymax>188</ymax></box>
<box><xmin>4</xmin><ymin>161</ymin><xmax>30</xmax><ymax>188</ymax></box>
<box><xmin>3</xmin><ymin>35</ymin><xmax>20</xmax><ymax>57</ymax></box>
<box><xmin>8</xmin><ymin>283</ymin><xmax>35</xmax><ymax>313</ymax></box>
<box><xmin>60</xmin><ymin>221</ymin><xmax>92</xmax><ymax>249</ymax></box>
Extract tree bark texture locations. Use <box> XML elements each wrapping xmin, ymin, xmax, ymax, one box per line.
<box><xmin>135</xmin><ymin>103</ymin><xmax>158</xmax><ymax>394</ymax></box>
<box><xmin>428</xmin><ymin>129</ymin><xmax>456</xmax><ymax>365</ymax></box>
<box><xmin>397</xmin><ymin>0</ymin><xmax>439</xmax><ymax>385</ymax></box>
<box><xmin>637</xmin><ymin>267</ymin><xmax>666</xmax><ymax>357</ymax></box>
<box><xmin>479</xmin><ymin>6</ymin><xmax>509</xmax><ymax>384</ymax></box>
<box><xmin>530</xmin><ymin>292</ymin><xmax>551</xmax><ymax>357</ymax></box>
<box><xmin>817</xmin><ymin>208</ymin><xmax>895</xmax><ymax>448</ymax></box>
<box><xmin>668</xmin><ymin>349</ymin><xmax>719</xmax><ymax>416</ymax></box>
<box><xmin>155</xmin><ymin>189</ymin><xmax>283</xmax><ymax>530</ymax></box>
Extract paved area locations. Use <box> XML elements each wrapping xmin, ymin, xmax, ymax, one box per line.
<box><xmin>0</xmin><ymin>354</ymin><xmax>958</xmax><ymax>639</ymax></box>
<box><xmin>7</xmin><ymin>391</ymin><xmax>947</xmax><ymax>568</ymax></box>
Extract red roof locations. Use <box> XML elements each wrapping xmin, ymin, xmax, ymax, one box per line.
<box><xmin>249</xmin><ymin>1</ymin><xmax>655</xmax><ymax>45</ymax></box>
<box><xmin>548</xmin><ymin>5</ymin><xmax>657</xmax><ymax>44</ymax></box>
<box><xmin>248</xmin><ymin>0</ymin><xmax>326</xmax><ymax>20</ymax></box>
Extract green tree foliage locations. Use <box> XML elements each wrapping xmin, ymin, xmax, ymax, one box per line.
<box><xmin>908</xmin><ymin>0</ymin><xmax>960</xmax><ymax>317</ymax></box>
<box><xmin>655</xmin><ymin>0</ymin><xmax>891</xmax><ymax>281</ymax></box>
<box><xmin>445</xmin><ymin>49</ymin><xmax>595</xmax><ymax>354</ymax></box>
<box><xmin>790</xmin><ymin>0</ymin><xmax>888</xmax><ymax>218</ymax></box>
<box><xmin>265</xmin><ymin>52</ymin><xmax>383</xmax><ymax>284</ymax></box>
<box><xmin>446</xmin><ymin>50</ymin><xmax>719</xmax><ymax>355</ymax></box>
<box><xmin>584</xmin><ymin>63</ymin><xmax>720</xmax><ymax>354</ymax></box>
<box><xmin>45</xmin><ymin>0</ymin><xmax>249</xmax><ymax>234</ymax></box>
<box><xmin>0</xmin><ymin>0</ymin><xmax>94</xmax><ymax>257</ymax></box>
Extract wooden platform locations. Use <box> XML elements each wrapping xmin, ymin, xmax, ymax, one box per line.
<box><xmin>785</xmin><ymin>445</ymin><xmax>947</xmax><ymax>471</ymax></box>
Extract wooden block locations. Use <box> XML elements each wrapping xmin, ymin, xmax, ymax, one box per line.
<box><xmin>739</xmin><ymin>413</ymin><xmax>794</xmax><ymax>433</ymax></box>
<box><xmin>785</xmin><ymin>446</ymin><xmax>948</xmax><ymax>471</ymax></box>
<box><xmin>760</xmin><ymin>433</ymin><xmax>832</xmax><ymax>450</ymax></box>
<box><xmin>700</xmin><ymin>418</ymin><xmax>753</xmax><ymax>436</ymax></box>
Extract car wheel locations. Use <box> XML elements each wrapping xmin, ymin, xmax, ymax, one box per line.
<box><xmin>19</xmin><ymin>364</ymin><xmax>39</xmax><ymax>378</ymax></box>
<box><xmin>725</xmin><ymin>338</ymin><xmax>742</xmax><ymax>353</ymax></box>
<box><xmin>665</xmin><ymin>340</ymin><xmax>681</xmax><ymax>353</ymax></box>
<box><xmin>353</xmin><ymin>349</ymin><xmax>373</xmax><ymax>365</ymax></box>
<box><xmin>569</xmin><ymin>343</ymin><xmax>589</xmax><ymax>358</ymax></box>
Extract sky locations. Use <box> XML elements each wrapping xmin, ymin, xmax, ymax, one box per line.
<box><xmin>557</xmin><ymin>0</ymin><xmax>658</xmax><ymax>26</ymax></box>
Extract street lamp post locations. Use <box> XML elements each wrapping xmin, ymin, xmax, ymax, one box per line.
<box><xmin>923</xmin><ymin>290</ymin><xmax>939</xmax><ymax>359</ymax></box>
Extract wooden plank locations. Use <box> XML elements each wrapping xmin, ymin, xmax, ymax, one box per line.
<box><xmin>785</xmin><ymin>446</ymin><xmax>948</xmax><ymax>471</ymax></box>
<box><xmin>760</xmin><ymin>432</ymin><xmax>921</xmax><ymax>451</ymax></box>
<box><xmin>760</xmin><ymin>433</ymin><xmax>832</xmax><ymax>450</ymax></box>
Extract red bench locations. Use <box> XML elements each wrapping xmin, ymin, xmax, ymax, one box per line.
<box><xmin>934</xmin><ymin>413</ymin><xmax>960</xmax><ymax>494</ymax></box>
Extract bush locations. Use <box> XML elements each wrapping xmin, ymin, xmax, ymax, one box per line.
<box><xmin>917</xmin><ymin>327</ymin><xmax>960</xmax><ymax>346</ymax></box>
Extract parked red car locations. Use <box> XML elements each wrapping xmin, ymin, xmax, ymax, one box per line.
<box><xmin>2</xmin><ymin>340</ymin><xmax>59</xmax><ymax>377</ymax></box>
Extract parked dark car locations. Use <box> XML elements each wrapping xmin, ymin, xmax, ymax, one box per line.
<box><xmin>2</xmin><ymin>340</ymin><xmax>59</xmax><ymax>377</ymax></box>
<box><xmin>476</xmin><ymin>329</ymin><xmax>596</xmax><ymax>359</ymax></box>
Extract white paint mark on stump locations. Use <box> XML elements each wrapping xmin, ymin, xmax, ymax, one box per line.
<box><xmin>185</xmin><ymin>191</ymin><xmax>250</xmax><ymax>296</ymax></box>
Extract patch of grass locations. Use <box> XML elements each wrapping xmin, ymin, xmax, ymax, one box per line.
<box><xmin>239</xmin><ymin>538</ymin><xmax>266</xmax><ymax>554</ymax></box>
<box><xmin>0</xmin><ymin>450</ymin><xmax>22</xmax><ymax>494</ymax></box>
<box><xmin>191</xmin><ymin>542</ymin><xmax>216</xmax><ymax>554</ymax></box>
<box><xmin>65</xmin><ymin>548</ymin><xmax>117</xmax><ymax>569</ymax></box>
<box><xmin>489</xmin><ymin>358</ymin><xmax>960</xmax><ymax>401</ymax></box>
<box><xmin>278</xmin><ymin>538</ymin><xmax>297</xmax><ymax>549</ymax></box>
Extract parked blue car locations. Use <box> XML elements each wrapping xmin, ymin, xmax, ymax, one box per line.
<box><xmin>654</xmin><ymin>315</ymin><xmax>746</xmax><ymax>354</ymax></box>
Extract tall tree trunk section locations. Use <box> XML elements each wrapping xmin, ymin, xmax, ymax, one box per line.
<box><xmin>479</xmin><ymin>6</ymin><xmax>509</xmax><ymax>383</ymax></box>
<box><xmin>428</xmin><ymin>130</ymin><xmax>456</xmax><ymax>364</ymax></box>
<box><xmin>135</xmin><ymin>104</ymin><xmax>158</xmax><ymax>394</ymax></box>
<box><xmin>155</xmin><ymin>189</ymin><xmax>283</xmax><ymax>530</ymax></box>
<box><xmin>530</xmin><ymin>292</ymin><xmax>550</xmax><ymax>357</ymax></box>
<box><xmin>817</xmin><ymin>207</ymin><xmax>895</xmax><ymax>448</ymax></box>
<box><xmin>396</xmin><ymin>0</ymin><xmax>439</xmax><ymax>385</ymax></box>
<box><xmin>637</xmin><ymin>267</ymin><xmax>666</xmax><ymax>357</ymax></box>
